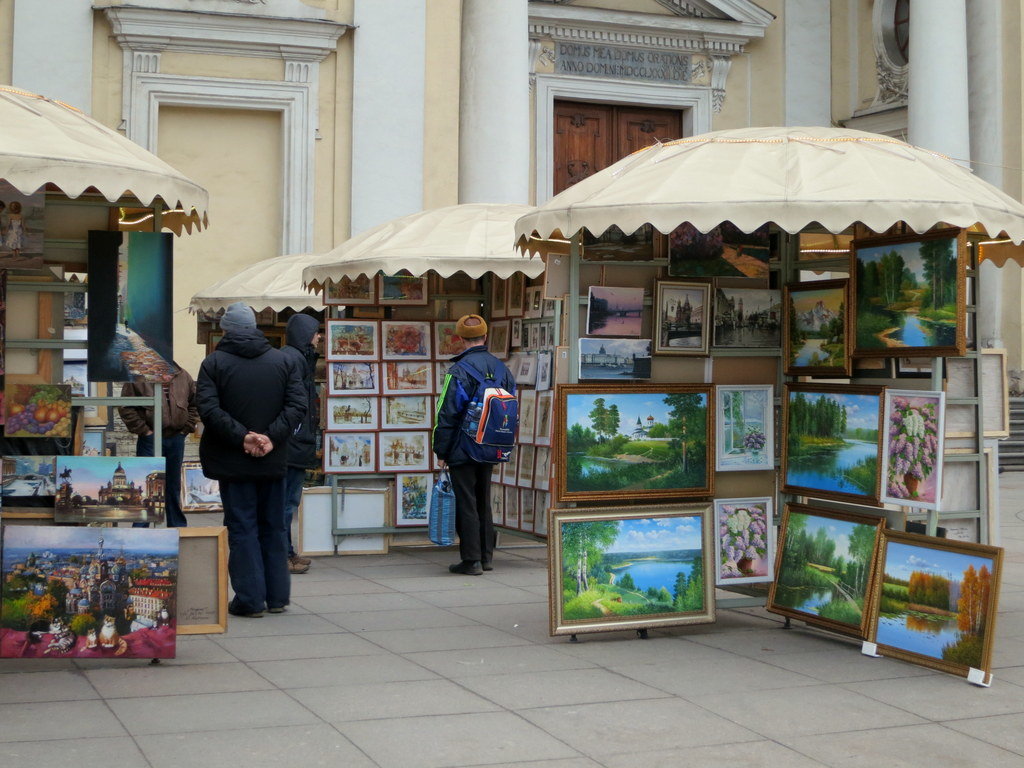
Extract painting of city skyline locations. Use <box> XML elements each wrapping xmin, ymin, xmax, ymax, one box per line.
<box><xmin>2</xmin><ymin>455</ymin><xmax>56</xmax><ymax>508</ymax></box>
<box><xmin>54</xmin><ymin>456</ymin><xmax>167</xmax><ymax>524</ymax></box>
<box><xmin>1</xmin><ymin>525</ymin><xmax>178</xmax><ymax>659</ymax></box>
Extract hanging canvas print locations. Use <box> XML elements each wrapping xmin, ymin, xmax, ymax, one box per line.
<box><xmin>714</xmin><ymin>497</ymin><xmax>774</xmax><ymax>586</ymax></box>
<box><xmin>54</xmin><ymin>456</ymin><xmax>167</xmax><ymax>524</ymax></box>
<box><xmin>4</xmin><ymin>383</ymin><xmax>72</xmax><ymax>438</ymax></box>
<box><xmin>487</xmin><ymin>320</ymin><xmax>510</xmax><ymax>358</ymax></box>
<box><xmin>578</xmin><ymin>338</ymin><xmax>652</xmax><ymax>380</ymax></box>
<box><xmin>378</xmin><ymin>274</ymin><xmax>428</xmax><ymax>305</ymax></box>
<box><xmin>713</xmin><ymin>286</ymin><xmax>781</xmax><ymax>348</ymax></box>
<box><xmin>88</xmin><ymin>231</ymin><xmax>176</xmax><ymax>382</ymax></box>
<box><xmin>395</xmin><ymin>473</ymin><xmax>431</xmax><ymax>527</ymax></box>
<box><xmin>784</xmin><ymin>279</ymin><xmax>851</xmax><ymax>376</ymax></box>
<box><xmin>326</xmin><ymin>320</ymin><xmax>378</xmax><ymax>361</ymax></box>
<box><xmin>382</xmin><ymin>321</ymin><xmax>431</xmax><ymax>360</ymax></box>
<box><xmin>434</xmin><ymin>322</ymin><xmax>464</xmax><ymax>359</ymax></box>
<box><xmin>556</xmin><ymin>383</ymin><xmax>713</xmax><ymax>502</ymax></box>
<box><xmin>324</xmin><ymin>432</ymin><xmax>376</xmax><ymax>473</ymax></box>
<box><xmin>383</xmin><ymin>361</ymin><xmax>432</xmax><ymax>395</ymax></box>
<box><xmin>667</xmin><ymin>222</ymin><xmax>771</xmax><ymax>279</ymax></box>
<box><xmin>581</xmin><ymin>224</ymin><xmax>662</xmax><ymax>262</ymax></box>
<box><xmin>490</xmin><ymin>276</ymin><xmax>507</xmax><ymax>318</ymax></box>
<box><xmin>654</xmin><ymin>281</ymin><xmax>710</xmax><ymax>355</ymax></box>
<box><xmin>0</xmin><ymin>525</ymin><xmax>178</xmax><ymax>659</ymax></box>
<box><xmin>587</xmin><ymin>286</ymin><xmax>644</xmax><ymax>337</ymax></box>
<box><xmin>0</xmin><ymin>180</ymin><xmax>46</xmax><ymax>269</ymax></box>
<box><xmin>548</xmin><ymin>504</ymin><xmax>715</xmax><ymax>636</ymax></box>
<box><xmin>1</xmin><ymin>455</ymin><xmax>56</xmax><ymax>508</ymax></box>
<box><xmin>381</xmin><ymin>395</ymin><xmax>431</xmax><ymax>429</ymax></box>
<box><xmin>782</xmin><ymin>384</ymin><xmax>884</xmax><ymax>505</ymax></box>
<box><xmin>328</xmin><ymin>362</ymin><xmax>378</xmax><ymax>395</ymax></box>
<box><xmin>851</xmin><ymin>228</ymin><xmax>966</xmax><ymax>357</ymax></box>
<box><xmin>767</xmin><ymin>503</ymin><xmax>884</xmax><ymax>637</ymax></box>
<box><xmin>180</xmin><ymin>460</ymin><xmax>221</xmax><ymax>512</ymax></box>
<box><xmin>379</xmin><ymin>431</ymin><xmax>431</xmax><ymax>472</ymax></box>
<box><xmin>534</xmin><ymin>446</ymin><xmax>551</xmax><ymax>491</ymax></box>
<box><xmin>536</xmin><ymin>350</ymin><xmax>553</xmax><ymax>391</ymax></box>
<box><xmin>715</xmin><ymin>384</ymin><xmax>774</xmax><ymax>472</ymax></box>
<box><xmin>506</xmin><ymin>274</ymin><xmax>526</xmax><ymax>317</ymax></box>
<box><xmin>327</xmin><ymin>396</ymin><xmax>378</xmax><ymax>430</ymax></box>
<box><xmin>868</xmin><ymin>530</ymin><xmax>1002</xmax><ymax>679</ymax></box>
<box><xmin>324</xmin><ymin>275</ymin><xmax>375</xmax><ymax>305</ymax></box>
<box><xmin>880</xmin><ymin>389</ymin><xmax>945</xmax><ymax>510</ymax></box>
<box><xmin>518</xmin><ymin>389</ymin><xmax>537</xmax><ymax>443</ymax></box>
<box><xmin>535</xmin><ymin>390</ymin><xmax>554</xmax><ymax>447</ymax></box>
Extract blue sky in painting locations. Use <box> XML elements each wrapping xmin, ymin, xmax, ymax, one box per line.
<box><xmin>856</xmin><ymin>238</ymin><xmax>953</xmax><ymax>277</ymax></box>
<box><xmin>885</xmin><ymin>541</ymin><xmax>994</xmax><ymax>582</ymax></box>
<box><xmin>3</xmin><ymin>525</ymin><xmax>178</xmax><ymax>555</ymax></box>
<box><xmin>566</xmin><ymin>392</ymin><xmax>706</xmax><ymax>439</ymax></box>
<box><xmin>606</xmin><ymin>516</ymin><xmax>703</xmax><ymax>552</ymax></box>
<box><xmin>792</xmin><ymin>513</ymin><xmax>864</xmax><ymax>561</ymax></box>
<box><xmin>789</xmin><ymin>391</ymin><xmax>879</xmax><ymax>431</ymax></box>
<box><xmin>55</xmin><ymin>456</ymin><xmax>165</xmax><ymax>497</ymax></box>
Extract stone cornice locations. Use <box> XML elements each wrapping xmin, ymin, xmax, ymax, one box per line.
<box><xmin>100</xmin><ymin>4</ymin><xmax>349</xmax><ymax>61</ymax></box>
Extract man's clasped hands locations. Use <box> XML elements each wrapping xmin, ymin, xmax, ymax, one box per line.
<box><xmin>243</xmin><ymin>431</ymin><xmax>275</xmax><ymax>457</ymax></box>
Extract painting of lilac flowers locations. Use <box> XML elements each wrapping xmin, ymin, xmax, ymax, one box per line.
<box><xmin>714</xmin><ymin>497</ymin><xmax>774</xmax><ymax>586</ymax></box>
<box><xmin>880</xmin><ymin>390</ymin><xmax>945</xmax><ymax>511</ymax></box>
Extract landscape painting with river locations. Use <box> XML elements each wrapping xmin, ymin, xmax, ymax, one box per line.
<box><xmin>852</xmin><ymin>229</ymin><xmax>965</xmax><ymax>357</ymax></box>
<box><xmin>557</xmin><ymin>385</ymin><xmax>712</xmax><ymax>502</ymax></box>
<box><xmin>872</xmin><ymin>534</ymin><xmax>1001</xmax><ymax>675</ymax></box>
<box><xmin>768</xmin><ymin>504</ymin><xmax>883</xmax><ymax>637</ymax></box>
<box><xmin>551</xmin><ymin>506</ymin><xmax>714</xmax><ymax>635</ymax></box>
<box><xmin>783</xmin><ymin>385</ymin><xmax>882</xmax><ymax>503</ymax></box>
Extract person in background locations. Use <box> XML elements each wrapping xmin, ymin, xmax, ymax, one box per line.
<box><xmin>119</xmin><ymin>366</ymin><xmax>198</xmax><ymax>528</ymax></box>
<box><xmin>432</xmin><ymin>314</ymin><xmax>515</xmax><ymax>575</ymax></box>
<box><xmin>197</xmin><ymin>302</ymin><xmax>306</xmax><ymax>618</ymax></box>
<box><xmin>280</xmin><ymin>312</ymin><xmax>322</xmax><ymax>574</ymax></box>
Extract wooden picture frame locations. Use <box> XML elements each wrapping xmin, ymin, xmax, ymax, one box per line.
<box><xmin>297</xmin><ymin>487</ymin><xmax>336</xmax><ymax>556</ymax></box>
<box><xmin>515</xmin><ymin>352</ymin><xmax>537</xmax><ymax>387</ymax></box>
<box><xmin>503</xmin><ymin>484</ymin><xmax>520</xmax><ymax>528</ymax></box>
<box><xmin>944</xmin><ymin>350</ymin><xmax>1009</xmax><ymax>438</ymax></box>
<box><xmin>654</xmin><ymin>281</ymin><xmax>711</xmax><ymax>356</ymax></box>
<box><xmin>326</xmin><ymin>395</ymin><xmax>379</xmax><ymax>430</ymax></box>
<box><xmin>323</xmin><ymin>432</ymin><xmax>377</xmax><ymax>473</ymax></box>
<box><xmin>378</xmin><ymin>274</ymin><xmax>428</xmax><ymax>306</ymax></box>
<box><xmin>434</xmin><ymin>321</ymin><xmax>464</xmax><ymax>359</ymax></box>
<box><xmin>487</xmin><ymin>320</ymin><xmax>510</xmax><ymax>359</ymax></box>
<box><xmin>381</xmin><ymin>395</ymin><xmax>431</xmax><ymax>430</ymax></box>
<box><xmin>714</xmin><ymin>497</ymin><xmax>775</xmax><ymax>586</ymax></box>
<box><xmin>534</xmin><ymin>390</ymin><xmax>554</xmax><ymax>447</ymax></box>
<box><xmin>548</xmin><ymin>504</ymin><xmax>715</xmax><ymax>637</ymax></box>
<box><xmin>867</xmin><ymin>530</ymin><xmax>1002</xmax><ymax>680</ymax></box>
<box><xmin>555</xmin><ymin>383</ymin><xmax>714</xmax><ymax>503</ymax></box>
<box><xmin>506</xmin><ymin>273</ymin><xmax>526</xmax><ymax>318</ymax></box>
<box><xmin>382</xmin><ymin>361</ymin><xmax>433</xmax><ymax>395</ymax></box>
<box><xmin>517</xmin><ymin>444</ymin><xmax>536</xmax><ymax>488</ymax></box>
<box><xmin>327</xmin><ymin>362</ymin><xmax>378</xmax><ymax>395</ymax></box>
<box><xmin>783</xmin><ymin>279</ymin><xmax>851</xmax><ymax>377</ymax></box>
<box><xmin>519</xmin><ymin>489</ymin><xmax>536</xmax><ymax>532</ymax></box>
<box><xmin>378</xmin><ymin>430</ymin><xmax>431</xmax><ymax>472</ymax></box>
<box><xmin>767</xmin><ymin>502</ymin><xmax>885</xmax><ymax>638</ymax></box>
<box><xmin>533</xmin><ymin>446</ymin><xmax>551</xmax><ymax>491</ymax></box>
<box><xmin>381</xmin><ymin>320</ymin><xmax>432</xmax><ymax>361</ymax></box>
<box><xmin>490</xmin><ymin>482</ymin><xmax>505</xmax><ymax>525</ymax></box>
<box><xmin>879</xmin><ymin>389</ymin><xmax>945</xmax><ymax>511</ymax></box>
<box><xmin>395</xmin><ymin>472</ymin><xmax>432</xmax><ymax>527</ymax></box>
<box><xmin>782</xmin><ymin>383</ymin><xmax>885</xmax><ymax>505</ymax></box>
<box><xmin>324</xmin><ymin>275</ymin><xmax>376</xmax><ymax>305</ymax></box>
<box><xmin>517</xmin><ymin>389</ymin><xmax>538</xmax><ymax>443</ymax></box>
<box><xmin>851</xmin><ymin>227</ymin><xmax>967</xmax><ymax>358</ymax></box>
<box><xmin>326</xmin><ymin>320</ymin><xmax>379</xmax><ymax>362</ymax></box>
<box><xmin>715</xmin><ymin>384</ymin><xmax>774</xmax><ymax>472</ymax></box>
<box><xmin>535</xmin><ymin>349</ymin><xmax>554</xmax><ymax>391</ymax></box>
<box><xmin>490</xmin><ymin>276</ymin><xmax>507</xmax><ymax>318</ymax></box>
<box><xmin>177</xmin><ymin>527</ymin><xmax>228</xmax><ymax>635</ymax></box>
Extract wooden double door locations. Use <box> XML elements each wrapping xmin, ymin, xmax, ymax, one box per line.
<box><xmin>553</xmin><ymin>100</ymin><xmax>683</xmax><ymax>195</ymax></box>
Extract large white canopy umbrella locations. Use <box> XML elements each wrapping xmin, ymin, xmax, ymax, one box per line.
<box><xmin>0</xmin><ymin>87</ymin><xmax>209</xmax><ymax>232</ymax></box>
<box><xmin>303</xmin><ymin>203</ymin><xmax>544</xmax><ymax>291</ymax></box>
<box><xmin>190</xmin><ymin>252</ymin><xmax>322</xmax><ymax>314</ymax></box>
<box><xmin>515</xmin><ymin>126</ymin><xmax>1024</xmax><ymax>245</ymax></box>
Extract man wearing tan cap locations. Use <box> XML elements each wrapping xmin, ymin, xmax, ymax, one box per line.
<box><xmin>433</xmin><ymin>314</ymin><xmax>516</xmax><ymax>575</ymax></box>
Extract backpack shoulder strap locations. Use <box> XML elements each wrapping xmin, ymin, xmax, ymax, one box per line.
<box><xmin>453</xmin><ymin>359</ymin><xmax>497</xmax><ymax>390</ymax></box>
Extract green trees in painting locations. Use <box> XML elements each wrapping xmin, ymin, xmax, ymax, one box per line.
<box><xmin>562</xmin><ymin>520</ymin><xmax>619</xmax><ymax>596</ymax></box>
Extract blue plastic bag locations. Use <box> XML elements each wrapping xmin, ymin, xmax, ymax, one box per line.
<box><xmin>429</xmin><ymin>469</ymin><xmax>456</xmax><ymax>546</ymax></box>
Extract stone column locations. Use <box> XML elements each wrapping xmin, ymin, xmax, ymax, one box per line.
<box><xmin>783</xmin><ymin>0</ymin><xmax>831</xmax><ymax>126</ymax></box>
<box><xmin>459</xmin><ymin>0</ymin><xmax>530</xmax><ymax>204</ymax></box>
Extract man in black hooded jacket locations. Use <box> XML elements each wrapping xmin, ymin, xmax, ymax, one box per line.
<box><xmin>197</xmin><ymin>302</ymin><xmax>307</xmax><ymax>617</ymax></box>
<box><xmin>281</xmin><ymin>312</ymin><xmax>321</xmax><ymax>574</ymax></box>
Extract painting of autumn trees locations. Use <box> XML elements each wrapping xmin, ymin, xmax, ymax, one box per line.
<box><xmin>873</xmin><ymin>534</ymin><xmax>1002</xmax><ymax>675</ymax></box>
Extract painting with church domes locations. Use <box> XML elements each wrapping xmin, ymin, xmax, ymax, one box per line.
<box><xmin>654</xmin><ymin>281</ymin><xmax>710</xmax><ymax>356</ymax></box>
<box><xmin>1</xmin><ymin>525</ymin><xmax>178</xmax><ymax>659</ymax></box>
<box><xmin>53</xmin><ymin>456</ymin><xmax>167</xmax><ymax>524</ymax></box>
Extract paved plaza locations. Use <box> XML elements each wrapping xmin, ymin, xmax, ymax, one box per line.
<box><xmin>3</xmin><ymin>477</ymin><xmax>1024</xmax><ymax>768</ymax></box>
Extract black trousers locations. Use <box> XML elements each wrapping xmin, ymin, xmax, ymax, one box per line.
<box><xmin>449</xmin><ymin>462</ymin><xmax>495</xmax><ymax>563</ymax></box>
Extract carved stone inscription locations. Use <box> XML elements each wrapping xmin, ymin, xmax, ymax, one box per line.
<box><xmin>555</xmin><ymin>42</ymin><xmax>691</xmax><ymax>84</ymax></box>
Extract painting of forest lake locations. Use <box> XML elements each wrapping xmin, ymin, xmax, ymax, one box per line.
<box><xmin>852</xmin><ymin>229</ymin><xmax>965</xmax><ymax>357</ymax></box>
<box><xmin>557</xmin><ymin>385</ymin><xmax>712</xmax><ymax>502</ymax></box>
<box><xmin>872</xmin><ymin>533</ymin><xmax>1002</xmax><ymax>676</ymax></box>
<box><xmin>768</xmin><ymin>504</ymin><xmax>883</xmax><ymax>637</ymax></box>
<box><xmin>783</xmin><ymin>385</ymin><xmax>882</xmax><ymax>504</ymax></box>
<box><xmin>1</xmin><ymin>525</ymin><xmax>178</xmax><ymax>659</ymax></box>
<box><xmin>578</xmin><ymin>338</ymin><xmax>651</xmax><ymax>380</ymax></box>
<box><xmin>549</xmin><ymin>506</ymin><xmax>714</xmax><ymax>636</ymax></box>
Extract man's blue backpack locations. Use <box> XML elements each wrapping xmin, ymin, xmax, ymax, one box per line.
<box><xmin>455</xmin><ymin>361</ymin><xmax>518</xmax><ymax>464</ymax></box>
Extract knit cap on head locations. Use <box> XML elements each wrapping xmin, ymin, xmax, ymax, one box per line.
<box><xmin>220</xmin><ymin>302</ymin><xmax>257</xmax><ymax>334</ymax></box>
<box><xmin>456</xmin><ymin>314</ymin><xmax>487</xmax><ymax>339</ymax></box>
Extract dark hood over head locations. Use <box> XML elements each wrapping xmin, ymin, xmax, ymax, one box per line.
<box><xmin>216</xmin><ymin>327</ymin><xmax>272</xmax><ymax>358</ymax></box>
<box><xmin>286</xmin><ymin>313</ymin><xmax>320</xmax><ymax>350</ymax></box>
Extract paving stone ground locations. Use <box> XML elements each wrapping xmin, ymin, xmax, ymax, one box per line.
<box><xmin>4</xmin><ymin>476</ymin><xmax>1024</xmax><ymax>767</ymax></box>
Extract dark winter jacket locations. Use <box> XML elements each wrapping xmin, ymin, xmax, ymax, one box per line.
<box><xmin>432</xmin><ymin>344</ymin><xmax>516</xmax><ymax>466</ymax></box>
<box><xmin>118</xmin><ymin>368</ymin><xmax>199</xmax><ymax>438</ymax></box>
<box><xmin>281</xmin><ymin>313</ymin><xmax>321</xmax><ymax>469</ymax></box>
<box><xmin>196</xmin><ymin>327</ymin><xmax>307</xmax><ymax>481</ymax></box>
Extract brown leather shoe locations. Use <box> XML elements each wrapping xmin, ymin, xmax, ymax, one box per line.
<box><xmin>288</xmin><ymin>559</ymin><xmax>309</xmax><ymax>574</ymax></box>
<box><xmin>290</xmin><ymin>554</ymin><xmax>312</xmax><ymax>566</ymax></box>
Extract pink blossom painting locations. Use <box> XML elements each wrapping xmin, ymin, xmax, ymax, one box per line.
<box><xmin>880</xmin><ymin>389</ymin><xmax>945</xmax><ymax>511</ymax></box>
<box><xmin>714</xmin><ymin>497</ymin><xmax>774</xmax><ymax>585</ymax></box>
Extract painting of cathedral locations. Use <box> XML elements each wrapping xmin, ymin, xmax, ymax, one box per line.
<box><xmin>1</xmin><ymin>525</ymin><xmax>178</xmax><ymax>659</ymax></box>
<box><xmin>54</xmin><ymin>456</ymin><xmax>166</xmax><ymax>524</ymax></box>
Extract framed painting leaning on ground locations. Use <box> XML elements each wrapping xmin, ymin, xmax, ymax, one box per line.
<box><xmin>714</xmin><ymin>497</ymin><xmax>774</xmax><ymax>586</ymax></box>
<box><xmin>177</xmin><ymin>527</ymin><xmax>228</xmax><ymax>635</ymax></box>
<box><xmin>548</xmin><ymin>504</ymin><xmax>715</xmax><ymax>637</ymax></box>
